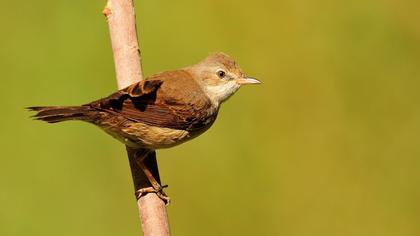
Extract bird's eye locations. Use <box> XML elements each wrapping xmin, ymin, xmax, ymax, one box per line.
<box><xmin>217</xmin><ymin>70</ymin><xmax>226</xmax><ymax>78</ymax></box>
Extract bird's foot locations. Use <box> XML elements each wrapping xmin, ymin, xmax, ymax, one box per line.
<box><xmin>136</xmin><ymin>184</ymin><xmax>170</xmax><ymax>205</ymax></box>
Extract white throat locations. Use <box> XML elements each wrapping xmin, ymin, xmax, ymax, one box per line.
<box><xmin>204</xmin><ymin>81</ymin><xmax>240</xmax><ymax>106</ymax></box>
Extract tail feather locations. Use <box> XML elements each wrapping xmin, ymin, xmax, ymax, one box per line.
<box><xmin>27</xmin><ymin>106</ymin><xmax>93</xmax><ymax>123</ymax></box>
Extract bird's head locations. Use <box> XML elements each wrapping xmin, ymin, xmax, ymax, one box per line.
<box><xmin>188</xmin><ymin>52</ymin><xmax>260</xmax><ymax>106</ymax></box>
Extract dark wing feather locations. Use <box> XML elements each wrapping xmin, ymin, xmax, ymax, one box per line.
<box><xmin>125</xmin><ymin>79</ymin><xmax>163</xmax><ymax>97</ymax></box>
<box><xmin>89</xmin><ymin>70</ymin><xmax>216</xmax><ymax>131</ymax></box>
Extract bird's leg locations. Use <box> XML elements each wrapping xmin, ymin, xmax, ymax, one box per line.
<box><xmin>134</xmin><ymin>149</ymin><xmax>170</xmax><ymax>205</ymax></box>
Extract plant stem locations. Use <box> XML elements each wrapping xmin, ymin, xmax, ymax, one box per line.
<box><xmin>103</xmin><ymin>1</ymin><xmax>170</xmax><ymax>235</ymax></box>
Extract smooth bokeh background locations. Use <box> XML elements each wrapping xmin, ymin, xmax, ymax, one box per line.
<box><xmin>1</xmin><ymin>0</ymin><xmax>420</xmax><ymax>235</ymax></box>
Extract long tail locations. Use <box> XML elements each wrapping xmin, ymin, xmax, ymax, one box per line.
<box><xmin>27</xmin><ymin>106</ymin><xmax>94</xmax><ymax>123</ymax></box>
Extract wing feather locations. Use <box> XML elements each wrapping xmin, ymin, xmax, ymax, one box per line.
<box><xmin>89</xmin><ymin>70</ymin><xmax>216</xmax><ymax>131</ymax></box>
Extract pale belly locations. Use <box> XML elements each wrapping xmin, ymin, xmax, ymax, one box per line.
<box><xmin>97</xmin><ymin>106</ymin><xmax>218</xmax><ymax>149</ymax></box>
<box><xmin>102</xmin><ymin>122</ymin><xmax>212</xmax><ymax>149</ymax></box>
<box><xmin>123</xmin><ymin>123</ymin><xmax>192</xmax><ymax>149</ymax></box>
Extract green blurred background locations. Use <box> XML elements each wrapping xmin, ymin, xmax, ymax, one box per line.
<box><xmin>1</xmin><ymin>0</ymin><xmax>420</xmax><ymax>235</ymax></box>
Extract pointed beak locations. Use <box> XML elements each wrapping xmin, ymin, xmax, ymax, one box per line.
<box><xmin>237</xmin><ymin>76</ymin><xmax>261</xmax><ymax>85</ymax></box>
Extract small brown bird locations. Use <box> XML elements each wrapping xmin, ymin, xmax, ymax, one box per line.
<box><xmin>29</xmin><ymin>52</ymin><xmax>260</xmax><ymax>201</ymax></box>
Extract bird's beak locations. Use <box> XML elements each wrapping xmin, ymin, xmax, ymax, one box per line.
<box><xmin>237</xmin><ymin>76</ymin><xmax>261</xmax><ymax>85</ymax></box>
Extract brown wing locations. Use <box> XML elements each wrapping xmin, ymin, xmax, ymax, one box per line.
<box><xmin>89</xmin><ymin>70</ymin><xmax>217</xmax><ymax>131</ymax></box>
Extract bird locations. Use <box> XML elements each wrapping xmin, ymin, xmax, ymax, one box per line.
<box><xmin>28</xmin><ymin>52</ymin><xmax>260</xmax><ymax>202</ymax></box>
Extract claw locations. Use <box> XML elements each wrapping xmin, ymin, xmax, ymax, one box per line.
<box><xmin>136</xmin><ymin>184</ymin><xmax>170</xmax><ymax>205</ymax></box>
